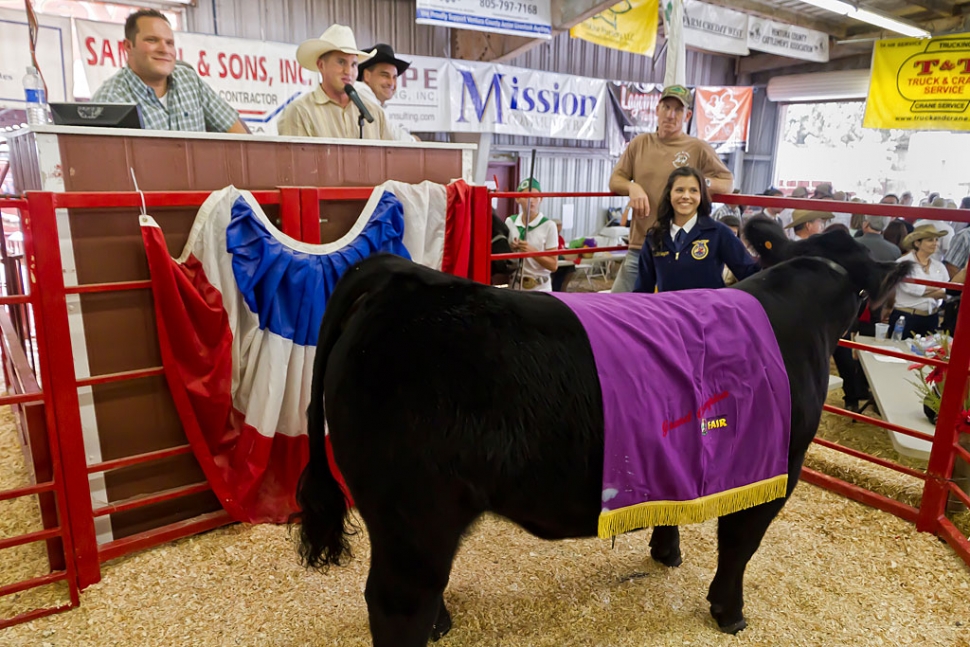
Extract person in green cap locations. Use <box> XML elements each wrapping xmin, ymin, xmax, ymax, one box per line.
<box><xmin>608</xmin><ymin>84</ymin><xmax>734</xmax><ymax>293</ymax></box>
<box><xmin>505</xmin><ymin>178</ymin><xmax>559</xmax><ymax>291</ymax></box>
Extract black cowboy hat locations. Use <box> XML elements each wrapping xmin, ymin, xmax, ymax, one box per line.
<box><xmin>357</xmin><ymin>44</ymin><xmax>411</xmax><ymax>80</ymax></box>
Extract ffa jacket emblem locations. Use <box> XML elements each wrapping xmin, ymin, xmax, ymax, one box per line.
<box><xmin>691</xmin><ymin>240</ymin><xmax>710</xmax><ymax>260</ymax></box>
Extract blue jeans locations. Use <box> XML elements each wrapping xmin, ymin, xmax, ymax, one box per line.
<box><xmin>611</xmin><ymin>247</ymin><xmax>641</xmax><ymax>293</ymax></box>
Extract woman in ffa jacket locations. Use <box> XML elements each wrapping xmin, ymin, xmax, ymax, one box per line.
<box><xmin>634</xmin><ymin>166</ymin><xmax>758</xmax><ymax>293</ymax></box>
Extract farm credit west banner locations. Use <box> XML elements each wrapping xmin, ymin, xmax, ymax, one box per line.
<box><xmin>864</xmin><ymin>33</ymin><xmax>970</xmax><ymax>131</ymax></box>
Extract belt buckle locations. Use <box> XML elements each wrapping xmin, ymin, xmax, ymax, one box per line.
<box><xmin>522</xmin><ymin>276</ymin><xmax>537</xmax><ymax>290</ymax></box>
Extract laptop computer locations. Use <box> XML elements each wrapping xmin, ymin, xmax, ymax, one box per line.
<box><xmin>49</xmin><ymin>102</ymin><xmax>144</xmax><ymax>129</ymax></box>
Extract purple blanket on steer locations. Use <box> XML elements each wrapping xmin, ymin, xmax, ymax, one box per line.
<box><xmin>553</xmin><ymin>290</ymin><xmax>791</xmax><ymax>538</ymax></box>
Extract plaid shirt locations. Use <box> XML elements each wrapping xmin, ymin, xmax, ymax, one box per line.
<box><xmin>91</xmin><ymin>62</ymin><xmax>239</xmax><ymax>132</ymax></box>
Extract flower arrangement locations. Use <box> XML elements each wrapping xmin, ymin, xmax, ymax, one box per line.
<box><xmin>908</xmin><ymin>335</ymin><xmax>970</xmax><ymax>424</ymax></box>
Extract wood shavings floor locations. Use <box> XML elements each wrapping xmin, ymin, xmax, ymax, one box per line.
<box><xmin>1</xmin><ymin>493</ymin><xmax>968</xmax><ymax>647</ymax></box>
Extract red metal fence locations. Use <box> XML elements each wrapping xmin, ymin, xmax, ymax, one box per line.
<box><xmin>1</xmin><ymin>185</ymin><xmax>967</xmax><ymax>630</ymax></box>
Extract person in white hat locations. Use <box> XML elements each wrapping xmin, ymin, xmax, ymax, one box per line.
<box><xmin>277</xmin><ymin>25</ymin><xmax>393</xmax><ymax>140</ymax></box>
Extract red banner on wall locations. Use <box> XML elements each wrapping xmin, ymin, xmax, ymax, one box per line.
<box><xmin>693</xmin><ymin>86</ymin><xmax>753</xmax><ymax>146</ymax></box>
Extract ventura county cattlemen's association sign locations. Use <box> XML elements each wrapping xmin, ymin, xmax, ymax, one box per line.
<box><xmin>865</xmin><ymin>34</ymin><xmax>970</xmax><ymax>131</ymax></box>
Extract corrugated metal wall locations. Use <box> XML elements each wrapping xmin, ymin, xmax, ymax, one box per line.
<box><xmin>186</xmin><ymin>0</ymin><xmax>451</xmax><ymax>58</ymax></box>
<box><xmin>741</xmin><ymin>86</ymin><xmax>779</xmax><ymax>195</ymax></box>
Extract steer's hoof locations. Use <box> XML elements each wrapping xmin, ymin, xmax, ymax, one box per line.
<box><xmin>431</xmin><ymin>605</ymin><xmax>452</xmax><ymax>642</ymax></box>
<box><xmin>717</xmin><ymin>618</ymin><xmax>747</xmax><ymax>635</ymax></box>
<box><xmin>650</xmin><ymin>546</ymin><xmax>683</xmax><ymax>568</ymax></box>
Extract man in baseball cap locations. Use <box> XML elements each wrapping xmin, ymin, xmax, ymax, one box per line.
<box><xmin>607</xmin><ymin>82</ymin><xmax>734</xmax><ymax>292</ymax></box>
<box><xmin>278</xmin><ymin>25</ymin><xmax>394</xmax><ymax>140</ymax></box>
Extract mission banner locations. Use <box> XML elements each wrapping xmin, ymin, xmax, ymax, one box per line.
<box><xmin>864</xmin><ymin>34</ymin><xmax>970</xmax><ymax>131</ymax></box>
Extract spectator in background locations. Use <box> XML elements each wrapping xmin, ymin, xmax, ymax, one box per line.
<box><xmin>900</xmin><ymin>191</ymin><xmax>914</xmax><ymax>206</ymax></box>
<box><xmin>883</xmin><ymin>219</ymin><xmax>908</xmax><ymax>255</ymax></box>
<box><xmin>550</xmin><ymin>219</ymin><xmax>577</xmax><ymax>292</ymax></box>
<box><xmin>891</xmin><ymin>224</ymin><xmax>949</xmax><ymax>339</ymax></box>
<box><xmin>915</xmin><ymin>198</ymin><xmax>955</xmax><ymax>261</ymax></box>
<box><xmin>787</xmin><ymin>209</ymin><xmax>834</xmax><ymax>240</ymax></box>
<box><xmin>505</xmin><ymin>177</ymin><xmax>559</xmax><ymax>292</ymax></box>
<box><xmin>790</xmin><ymin>186</ymin><xmax>809</xmax><ymax>198</ymax></box>
<box><xmin>812</xmin><ymin>182</ymin><xmax>835</xmax><ymax>201</ymax></box>
<box><xmin>354</xmin><ymin>44</ymin><xmax>419</xmax><ymax>142</ymax></box>
<box><xmin>712</xmin><ymin>189</ymin><xmax>742</xmax><ymax>221</ymax></box>
<box><xmin>608</xmin><ymin>84</ymin><xmax>734</xmax><ymax>293</ymax></box>
<box><xmin>881</xmin><ymin>193</ymin><xmax>899</xmax><ymax>205</ymax></box>
<box><xmin>849</xmin><ymin>201</ymin><xmax>867</xmax><ymax>237</ymax></box>
<box><xmin>857</xmin><ymin>216</ymin><xmax>901</xmax><ymax>262</ymax></box>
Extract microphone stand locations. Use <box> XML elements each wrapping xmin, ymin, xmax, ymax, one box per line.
<box><xmin>358</xmin><ymin>109</ymin><xmax>365</xmax><ymax>139</ymax></box>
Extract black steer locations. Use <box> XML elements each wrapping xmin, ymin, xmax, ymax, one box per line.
<box><xmin>293</xmin><ymin>220</ymin><xmax>910</xmax><ymax>646</ymax></box>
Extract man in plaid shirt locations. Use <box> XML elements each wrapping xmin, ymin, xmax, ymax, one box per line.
<box><xmin>92</xmin><ymin>9</ymin><xmax>247</xmax><ymax>134</ymax></box>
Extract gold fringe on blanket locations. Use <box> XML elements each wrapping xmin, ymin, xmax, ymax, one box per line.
<box><xmin>597</xmin><ymin>474</ymin><xmax>789</xmax><ymax>539</ymax></box>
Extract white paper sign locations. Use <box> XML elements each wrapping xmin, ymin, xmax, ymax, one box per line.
<box><xmin>76</xmin><ymin>18</ymin><xmax>313</xmax><ymax>135</ymax></box>
<box><xmin>416</xmin><ymin>0</ymin><xmax>552</xmax><ymax>38</ymax></box>
<box><xmin>448</xmin><ymin>60</ymin><xmax>607</xmax><ymax>139</ymax></box>
<box><xmin>383</xmin><ymin>54</ymin><xmax>450</xmax><ymax>132</ymax></box>
<box><xmin>0</xmin><ymin>7</ymin><xmax>73</xmax><ymax>110</ymax></box>
<box><xmin>747</xmin><ymin>17</ymin><xmax>829</xmax><ymax>62</ymax></box>
<box><xmin>683</xmin><ymin>0</ymin><xmax>750</xmax><ymax>56</ymax></box>
<box><xmin>561</xmin><ymin>203</ymin><xmax>575</xmax><ymax>230</ymax></box>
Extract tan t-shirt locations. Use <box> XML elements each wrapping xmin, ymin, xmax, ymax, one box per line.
<box><xmin>609</xmin><ymin>132</ymin><xmax>733</xmax><ymax>249</ymax></box>
<box><xmin>277</xmin><ymin>85</ymin><xmax>393</xmax><ymax>140</ymax></box>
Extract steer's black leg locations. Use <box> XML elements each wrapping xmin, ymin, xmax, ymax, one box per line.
<box><xmin>649</xmin><ymin>525</ymin><xmax>682</xmax><ymax>567</ymax></box>
<box><xmin>360</xmin><ymin>494</ymin><xmax>478</xmax><ymax>647</ymax></box>
<box><xmin>430</xmin><ymin>594</ymin><xmax>452</xmax><ymax>642</ymax></box>
<box><xmin>707</xmin><ymin>498</ymin><xmax>787</xmax><ymax>633</ymax></box>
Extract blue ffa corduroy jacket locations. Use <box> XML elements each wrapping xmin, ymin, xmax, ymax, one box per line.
<box><xmin>633</xmin><ymin>215</ymin><xmax>759</xmax><ymax>293</ymax></box>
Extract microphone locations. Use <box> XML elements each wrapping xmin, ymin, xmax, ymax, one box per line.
<box><xmin>344</xmin><ymin>83</ymin><xmax>374</xmax><ymax>124</ymax></box>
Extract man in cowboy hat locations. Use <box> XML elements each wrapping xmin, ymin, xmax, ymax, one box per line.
<box><xmin>607</xmin><ymin>84</ymin><xmax>734</xmax><ymax>292</ymax></box>
<box><xmin>353</xmin><ymin>44</ymin><xmax>418</xmax><ymax>142</ymax></box>
<box><xmin>892</xmin><ymin>223</ymin><xmax>949</xmax><ymax>339</ymax></box>
<box><xmin>790</xmin><ymin>186</ymin><xmax>809</xmax><ymax>199</ymax></box>
<box><xmin>811</xmin><ymin>182</ymin><xmax>835</xmax><ymax>200</ymax></box>
<box><xmin>786</xmin><ymin>209</ymin><xmax>834</xmax><ymax>240</ymax></box>
<box><xmin>277</xmin><ymin>25</ymin><xmax>394</xmax><ymax>140</ymax></box>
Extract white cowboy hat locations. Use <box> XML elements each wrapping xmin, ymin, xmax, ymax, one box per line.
<box><xmin>296</xmin><ymin>25</ymin><xmax>375</xmax><ymax>72</ymax></box>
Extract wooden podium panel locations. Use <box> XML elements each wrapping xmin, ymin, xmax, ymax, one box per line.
<box><xmin>6</xmin><ymin>126</ymin><xmax>473</xmax><ymax>541</ymax></box>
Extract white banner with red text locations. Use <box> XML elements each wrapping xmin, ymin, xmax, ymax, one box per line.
<box><xmin>76</xmin><ymin>18</ymin><xmax>313</xmax><ymax>135</ymax></box>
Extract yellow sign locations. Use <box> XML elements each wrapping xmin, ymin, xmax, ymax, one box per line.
<box><xmin>864</xmin><ymin>33</ymin><xmax>970</xmax><ymax>131</ymax></box>
<box><xmin>569</xmin><ymin>0</ymin><xmax>660</xmax><ymax>57</ymax></box>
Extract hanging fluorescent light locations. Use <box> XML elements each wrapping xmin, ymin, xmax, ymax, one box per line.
<box><xmin>798</xmin><ymin>0</ymin><xmax>931</xmax><ymax>38</ymax></box>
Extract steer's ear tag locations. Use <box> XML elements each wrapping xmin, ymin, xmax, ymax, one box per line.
<box><xmin>765</xmin><ymin>241</ymin><xmax>772</xmax><ymax>250</ymax></box>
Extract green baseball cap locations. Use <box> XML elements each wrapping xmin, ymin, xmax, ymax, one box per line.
<box><xmin>660</xmin><ymin>84</ymin><xmax>693</xmax><ymax>108</ymax></box>
<box><xmin>517</xmin><ymin>177</ymin><xmax>541</xmax><ymax>192</ymax></box>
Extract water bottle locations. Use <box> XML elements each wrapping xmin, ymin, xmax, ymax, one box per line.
<box><xmin>23</xmin><ymin>66</ymin><xmax>49</xmax><ymax>126</ymax></box>
<box><xmin>891</xmin><ymin>316</ymin><xmax>906</xmax><ymax>342</ymax></box>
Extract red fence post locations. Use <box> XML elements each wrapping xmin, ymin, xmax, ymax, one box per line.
<box><xmin>23</xmin><ymin>191</ymin><xmax>100</xmax><ymax>589</ymax></box>
<box><xmin>469</xmin><ymin>185</ymin><xmax>491</xmax><ymax>285</ymax></box>
<box><xmin>917</xmin><ymin>275</ymin><xmax>970</xmax><ymax>533</ymax></box>
<box><xmin>299</xmin><ymin>188</ymin><xmax>322</xmax><ymax>244</ymax></box>
<box><xmin>278</xmin><ymin>187</ymin><xmax>301</xmax><ymax>239</ymax></box>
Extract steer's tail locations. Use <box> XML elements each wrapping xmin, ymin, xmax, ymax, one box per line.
<box><xmin>293</xmin><ymin>253</ymin><xmax>409</xmax><ymax>568</ymax></box>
